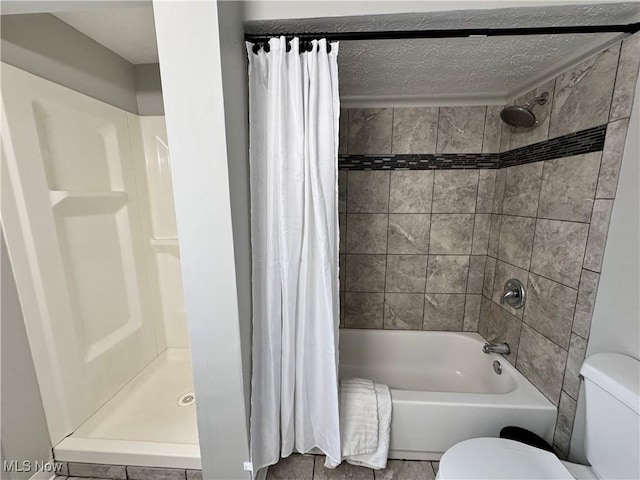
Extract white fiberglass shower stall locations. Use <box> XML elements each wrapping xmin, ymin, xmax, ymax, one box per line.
<box><xmin>1</xmin><ymin>60</ymin><xmax>200</xmax><ymax>468</ymax></box>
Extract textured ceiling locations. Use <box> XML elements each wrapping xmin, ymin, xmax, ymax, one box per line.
<box><xmin>336</xmin><ymin>33</ymin><xmax>620</xmax><ymax>102</ymax></box>
<box><xmin>245</xmin><ymin>2</ymin><xmax>640</xmax><ymax>33</ymax></box>
<box><xmin>51</xmin><ymin>2</ymin><xmax>640</xmax><ymax>102</ymax></box>
<box><xmin>54</xmin><ymin>6</ymin><xmax>158</xmax><ymax>64</ymax></box>
<box><xmin>247</xmin><ymin>2</ymin><xmax>640</xmax><ymax>103</ymax></box>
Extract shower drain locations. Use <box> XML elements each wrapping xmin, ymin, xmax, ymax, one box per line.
<box><xmin>178</xmin><ymin>392</ymin><xmax>195</xmax><ymax>407</ymax></box>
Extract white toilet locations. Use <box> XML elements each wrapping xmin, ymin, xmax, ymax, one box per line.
<box><xmin>438</xmin><ymin>353</ymin><xmax>640</xmax><ymax>480</ymax></box>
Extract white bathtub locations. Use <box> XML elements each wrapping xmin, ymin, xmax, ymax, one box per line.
<box><xmin>339</xmin><ymin>329</ymin><xmax>557</xmax><ymax>461</ymax></box>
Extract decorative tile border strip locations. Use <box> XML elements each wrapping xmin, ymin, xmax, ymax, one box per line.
<box><xmin>339</xmin><ymin>152</ymin><xmax>500</xmax><ymax>170</ymax></box>
<box><xmin>500</xmin><ymin>124</ymin><xmax>606</xmax><ymax>167</ymax></box>
<box><xmin>339</xmin><ymin>124</ymin><xmax>606</xmax><ymax>170</ymax></box>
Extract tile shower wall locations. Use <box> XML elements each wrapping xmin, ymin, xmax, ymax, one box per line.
<box><xmin>338</xmin><ymin>105</ymin><xmax>500</xmax><ymax>333</ymax></box>
<box><xmin>338</xmin><ymin>33</ymin><xmax>640</xmax><ymax>459</ymax></box>
<box><xmin>478</xmin><ymin>35</ymin><xmax>640</xmax><ymax>459</ymax></box>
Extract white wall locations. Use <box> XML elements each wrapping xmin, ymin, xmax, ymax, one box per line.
<box><xmin>153</xmin><ymin>2</ymin><xmax>250</xmax><ymax>478</ymax></box>
<box><xmin>0</xmin><ymin>13</ymin><xmax>138</xmax><ymax>113</ymax></box>
<box><xmin>1</xmin><ymin>14</ymin><xmax>165</xmax><ymax>116</ymax></box>
<box><xmin>0</xmin><ymin>1</ymin><xmax>144</xmax><ymax>15</ymax></box>
<box><xmin>569</xmin><ymin>73</ymin><xmax>640</xmax><ymax>463</ymax></box>
<box><xmin>585</xmin><ymin>83</ymin><xmax>640</xmax><ymax>358</ymax></box>
<box><xmin>217</xmin><ymin>0</ymin><xmax>253</xmax><ymax>432</ymax></box>
<box><xmin>134</xmin><ymin>63</ymin><xmax>165</xmax><ymax>116</ymax></box>
<box><xmin>1</xmin><ymin>231</ymin><xmax>52</xmax><ymax>480</ymax></box>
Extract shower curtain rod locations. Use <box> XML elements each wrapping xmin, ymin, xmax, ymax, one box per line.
<box><xmin>244</xmin><ymin>22</ymin><xmax>640</xmax><ymax>43</ymax></box>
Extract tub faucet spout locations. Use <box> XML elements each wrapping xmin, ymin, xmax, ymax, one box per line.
<box><xmin>483</xmin><ymin>342</ymin><xmax>510</xmax><ymax>355</ymax></box>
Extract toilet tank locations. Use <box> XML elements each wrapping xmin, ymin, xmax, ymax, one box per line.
<box><xmin>580</xmin><ymin>353</ymin><xmax>640</xmax><ymax>480</ymax></box>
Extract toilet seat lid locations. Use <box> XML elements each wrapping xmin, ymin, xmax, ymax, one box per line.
<box><xmin>439</xmin><ymin>438</ymin><xmax>574</xmax><ymax>480</ymax></box>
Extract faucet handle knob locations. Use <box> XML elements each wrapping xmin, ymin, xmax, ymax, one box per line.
<box><xmin>501</xmin><ymin>290</ymin><xmax>518</xmax><ymax>303</ymax></box>
<box><xmin>501</xmin><ymin>278</ymin><xmax>526</xmax><ymax>309</ymax></box>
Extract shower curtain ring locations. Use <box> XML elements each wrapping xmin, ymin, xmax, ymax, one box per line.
<box><xmin>263</xmin><ymin>41</ymin><xmax>270</xmax><ymax>53</ymax></box>
<box><xmin>252</xmin><ymin>43</ymin><xmax>260</xmax><ymax>54</ymax></box>
<box><xmin>286</xmin><ymin>39</ymin><xmax>291</xmax><ymax>52</ymax></box>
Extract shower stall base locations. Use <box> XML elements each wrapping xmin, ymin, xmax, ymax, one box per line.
<box><xmin>54</xmin><ymin>348</ymin><xmax>201</xmax><ymax>469</ymax></box>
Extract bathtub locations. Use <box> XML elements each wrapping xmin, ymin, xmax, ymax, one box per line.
<box><xmin>339</xmin><ymin>329</ymin><xmax>556</xmax><ymax>461</ymax></box>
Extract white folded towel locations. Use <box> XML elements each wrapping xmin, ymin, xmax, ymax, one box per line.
<box><xmin>338</xmin><ymin>378</ymin><xmax>379</xmax><ymax>455</ymax></box>
<box><xmin>325</xmin><ymin>378</ymin><xmax>392</xmax><ymax>470</ymax></box>
<box><xmin>344</xmin><ymin>382</ymin><xmax>392</xmax><ymax>469</ymax></box>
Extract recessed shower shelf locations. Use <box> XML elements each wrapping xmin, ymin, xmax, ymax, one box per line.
<box><xmin>150</xmin><ymin>238</ymin><xmax>180</xmax><ymax>257</ymax></box>
<box><xmin>49</xmin><ymin>190</ymin><xmax>128</xmax><ymax>214</ymax></box>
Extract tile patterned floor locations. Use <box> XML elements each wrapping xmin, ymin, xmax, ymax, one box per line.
<box><xmin>51</xmin><ymin>462</ymin><xmax>203</xmax><ymax>480</ymax></box>
<box><xmin>53</xmin><ymin>456</ymin><xmax>439</xmax><ymax>479</ymax></box>
<box><xmin>267</xmin><ymin>454</ymin><xmax>440</xmax><ymax>480</ymax></box>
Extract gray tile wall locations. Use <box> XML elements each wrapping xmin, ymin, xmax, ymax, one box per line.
<box><xmin>340</xmin><ymin>105</ymin><xmax>501</xmax><ymax>155</ymax></box>
<box><xmin>339</xmin><ymin>101</ymin><xmax>500</xmax><ymax>332</ymax></box>
<box><xmin>339</xmin><ymin>33</ymin><xmax>639</xmax><ymax>460</ymax></box>
<box><xmin>478</xmin><ymin>34</ymin><xmax>639</xmax><ymax>459</ymax></box>
<box><xmin>340</xmin><ymin>167</ymin><xmax>491</xmax><ymax>333</ymax></box>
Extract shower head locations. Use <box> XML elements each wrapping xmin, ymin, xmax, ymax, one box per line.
<box><xmin>500</xmin><ymin>92</ymin><xmax>549</xmax><ymax>128</ymax></box>
<box><xmin>500</xmin><ymin>106</ymin><xmax>537</xmax><ymax>128</ymax></box>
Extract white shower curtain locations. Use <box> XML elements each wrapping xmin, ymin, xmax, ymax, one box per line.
<box><xmin>247</xmin><ymin>37</ymin><xmax>341</xmax><ymax>474</ymax></box>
